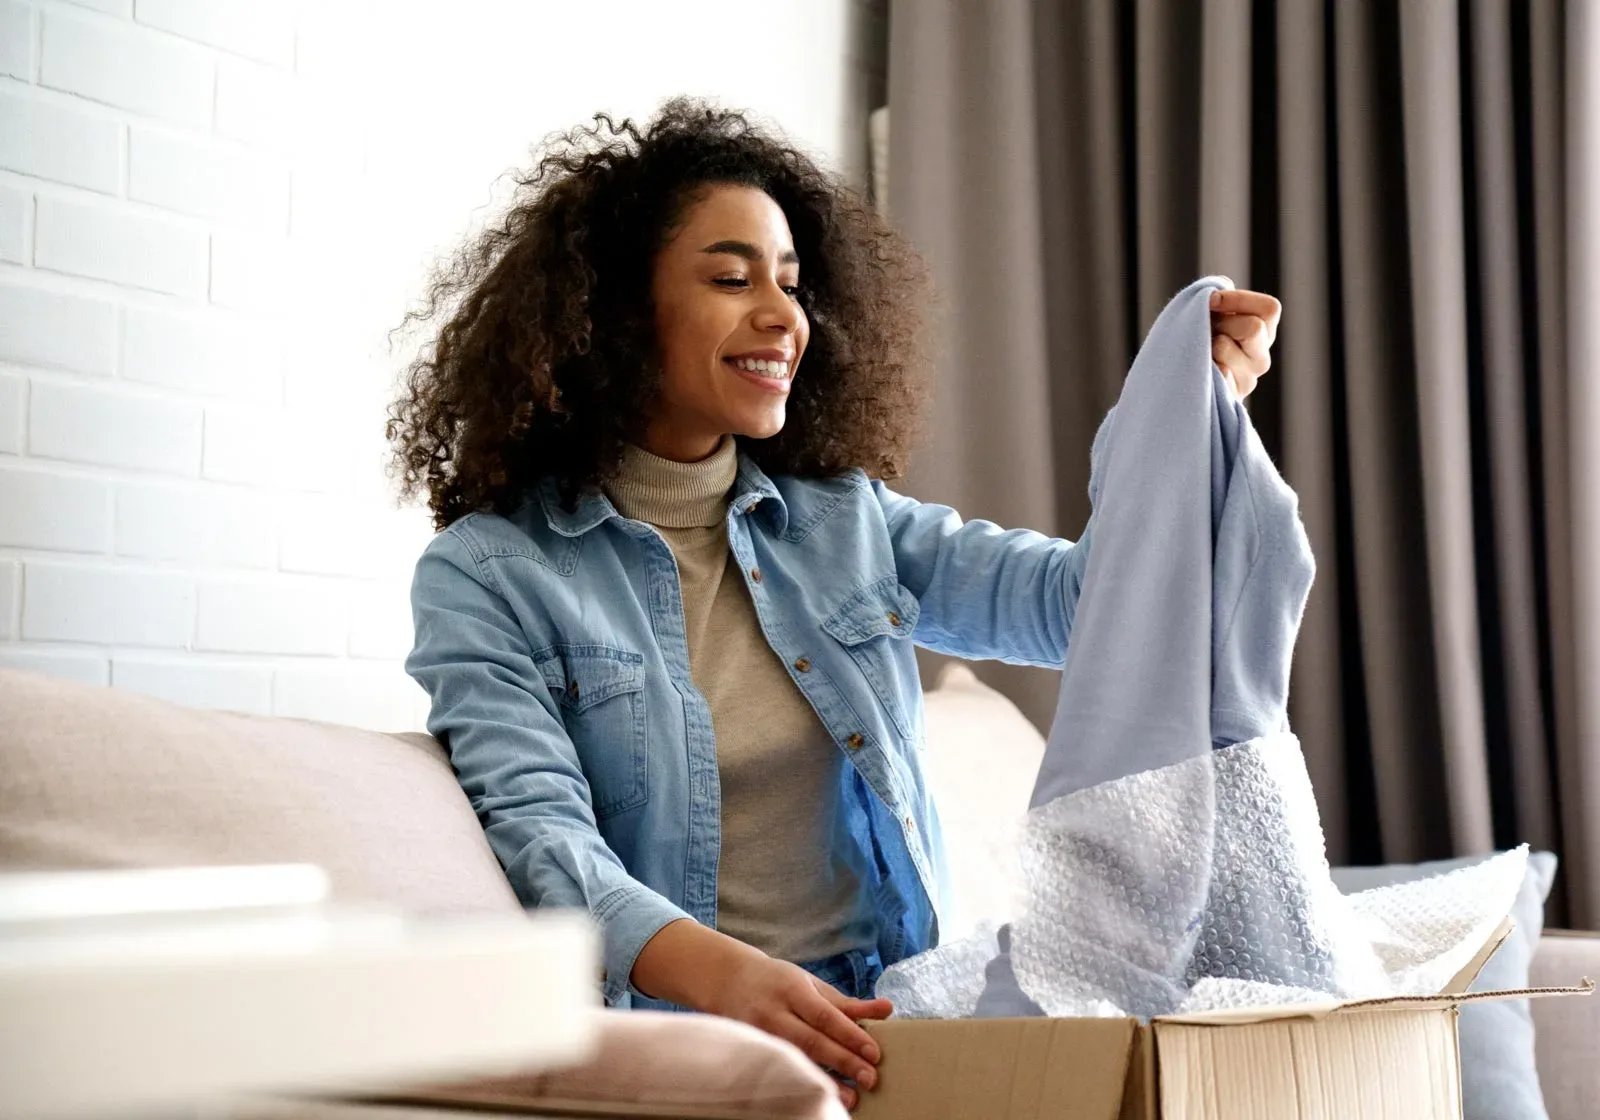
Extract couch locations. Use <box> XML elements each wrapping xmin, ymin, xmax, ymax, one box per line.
<box><xmin>2</xmin><ymin>664</ymin><xmax>1595</xmax><ymax>1120</ymax></box>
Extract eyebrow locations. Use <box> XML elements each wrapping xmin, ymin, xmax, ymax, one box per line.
<box><xmin>700</xmin><ymin>239</ymin><xmax>800</xmax><ymax>266</ymax></box>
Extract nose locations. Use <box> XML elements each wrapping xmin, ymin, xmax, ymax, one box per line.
<box><xmin>752</xmin><ymin>278</ymin><xmax>803</xmax><ymax>334</ymax></box>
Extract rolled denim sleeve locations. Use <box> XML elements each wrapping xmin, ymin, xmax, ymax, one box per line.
<box><xmin>406</xmin><ymin>528</ymin><xmax>690</xmax><ymax>1006</ymax></box>
<box><xmin>872</xmin><ymin>410</ymin><xmax>1115</xmax><ymax>667</ymax></box>
<box><xmin>872</xmin><ymin>482</ymin><xmax>1088</xmax><ymax>668</ymax></box>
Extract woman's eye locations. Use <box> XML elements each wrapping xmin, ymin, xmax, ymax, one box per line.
<box><xmin>713</xmin><ymin>276</ymin><xmax>750</xmax><ymax>288</ymax></box>
<box><xmin>782</xmin><ymin>285</ymin><xmax>802</xmax><ymax>298</ymax></box>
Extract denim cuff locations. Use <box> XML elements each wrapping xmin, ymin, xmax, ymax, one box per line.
<box><xmin>593</xmin><ymin>882</ymin><xmax>693</xmax><ymax>1007</ymax></box>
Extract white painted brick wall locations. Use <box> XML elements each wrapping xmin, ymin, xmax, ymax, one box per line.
<box><xmin>1</xmin><ymin>0</ymin><xmax>862</xmax><ymax>730</ymax></box>
<box><xmin>0</xmin><ymin>282</ymin><xmax>118</xmax><ymax>374</ymax></box>
<box><xmin>0</xmin><ymin>558</ymin><xmax>18</xmax><ymax>637</ymax></box>
<box><xmin>0</xmin><ymin>464</ymin><xmax>109</xmax><ymax>551</ymax></box>
<box><xmin>112</xmin><ymin>655</ymin><xmax>272</xmax><ymax>713</ymax></box>
<box><xmin>0</xmin><ymin>87</ymin><xmax>121</xmax><ymax>192</ymax></box>
<box><xmin>65</xmin><ymin>0</ymin><xmax>132</xmax><ymax>16</ymax></box>
<box><xmin>35</xmin><ymin>195</ymin><xmax>211</xmax><ymax>296</ymax></box>
<box><xmin>23</xmin><ymin>561</ymin><xmax>193</xmax><ymax>646</ymax></box>
<box><xmin>40</xmin><ymin>8</ymin><xmax>213</xmax><ymax>126</ymax></box>
<box><xmin>29</xmin><ymin>379</ymin><xmax>203</xmax><ymax>473</ymax></box>
<box><xmin>122</xmin><ymin>305</ymin><xmax>281</xmax><ymax>399</ymax></box>
<box><xmin>200</xmin><ymin>403</ymin><xmax>354</xmax><ymax>492</ymax></box>
<box><xmin>213</xmin><ymin>57</ymin><xmax>291</xmax><ymax>149</ymax></box>
<box><xmin>115</xmin><ymin>480</ymin><xmax>276</xmax><ymax>568</ymax></box>
<box><xmin>206</xmin><ymin>229</ymin><xmax>288</xmax><ymax>310</ymax></box>
<box><xmin>0</xmin><ymin>645</ymin><xmax>108</xmax><ymax>684</ymax></box>
<box><xmin>0</xmin><ymin>184</ymin><xmax>26</xmax><ymax>262</ymax></box>
<box><xmin>195</xmin><ymin>576</ymin><xmax>348</xmax><ymax>656</ymax></box>
<box><xmin>272</xmin><ymin>659</ymin><xmax>422</xmax><ymax>731</ymax></box>
<box><xmin>135</xmin><ymin>0</ymin><xmax>295</xmax><ymax>69</ymax></box>
<box><xmin>0</xmin><ymin>3</ymin><xmax>37</xmax><ymax>80</ymax></box>
<box><xmin>128</xmin><ymin>126</ymin><xmax>290</xmax><ymax>229</ymax></box>
<box><xmin>0</xmin><ymin>373</ymin><xmax>23</xmax><ymax>453</ymax></box>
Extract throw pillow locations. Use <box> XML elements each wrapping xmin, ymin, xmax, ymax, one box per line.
<box><xmin>0</xmin><ymin>668</ymin><xmax>519</xmax><ymax>915</ymax></box>
<box><xmin>920</xmin><ymin>663</ymin><xmax>1046</xmax><ymax>940</ymax></box>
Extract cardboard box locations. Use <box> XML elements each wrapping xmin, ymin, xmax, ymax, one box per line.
<box><xmin>855</xmin><ymin>921</ymin><xmax>1593</xmax><ymax>1120</ymax></box>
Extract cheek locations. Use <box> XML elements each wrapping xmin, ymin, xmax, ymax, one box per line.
<box><xmin>653</xmin><ymin>299</ymin><xmax>724</xmax><ymax>404</ymax></box>
<box><xmin>658</xmin><ymin>294</ymin><xmax>725</xmax><ymax>362</ymax></box>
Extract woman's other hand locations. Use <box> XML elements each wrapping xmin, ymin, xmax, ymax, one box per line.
<box><xmin>632</xmin><ymin>919</ymin><xmax>893</xmax><ymax>1111</ymax></box>
<box><xmin>1209</xmin><ymin>288</ymin><xmax>1281</xmax><ymax>400</ymax></box>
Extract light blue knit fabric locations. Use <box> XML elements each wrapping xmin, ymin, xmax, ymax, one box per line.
<box><xmin>975</xmin><ymin>276</ymin><xmax>1315</xmax><ymax>1016</ymax></box>
<box><xmin>1032</xmin><ymin>275</ymin><xmax>1313</xmax><ymax>805</ymax></box>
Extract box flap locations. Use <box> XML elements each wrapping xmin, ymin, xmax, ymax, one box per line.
<box><xmin>1440</xmin><ymin>916</ymin><xmax>1515</xmax><ymax>994</ymax></box>
<box><xmin>857</xmin><ymin>1017</ymin><xmax>1139</xmax><ymax>1120</ymax></box>
<box><xmin>1332</xmin><ymin>978</ymin><xmax>1595</xmax><ymax>1015</ymax></box>
<box><xmin>1154</xmin><ymin>977</ymin><xmax>1594</xmax><ymax>1027</ymax></box>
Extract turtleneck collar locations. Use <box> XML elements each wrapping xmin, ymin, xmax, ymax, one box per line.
<box><xmin>604</xmin><ymin>435</ymin><xmax>739</xmax><ymax>529</ymax></box>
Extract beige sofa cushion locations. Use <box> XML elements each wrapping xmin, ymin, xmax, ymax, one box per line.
<box><xmin>1529</xmin><ymin>931</ymin><xmax>1600</xmax><ymax>1120</ymax></box>
<box><xmin>920</xmin><ymin>663</ymin><xmax>1045</xmax><ymax>939</ymax></box>
<box><xmin>0</xmin><ymin>668</ymin><xmax>518</xmax><ymax>914</ymax></box>
<box><xmin>364</xmin><ymin>1010</ymin><xmax>848</xmax><ymax>1119</ymax></box>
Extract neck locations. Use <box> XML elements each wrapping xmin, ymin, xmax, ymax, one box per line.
<box><xmin>637</xmin><ymin>420</ymin><xmax>728</xmax><ymax>464</ymax></box>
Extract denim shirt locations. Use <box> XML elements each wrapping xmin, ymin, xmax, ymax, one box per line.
<box><xmin>406</xmin><ymin>451</ymin><xmax>1087</xmax><ymax>1007</ymax></box>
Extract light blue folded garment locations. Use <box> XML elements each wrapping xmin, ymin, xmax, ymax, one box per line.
<box><xmin>976</xmin><ymin>276</ymin><xmax>1316</xmax><ymax>1016</ymax></box>
<box><xmin>1032</xmin><ymin>275</ymin><xmax>1314</xmax><ymax>805</ymax></box>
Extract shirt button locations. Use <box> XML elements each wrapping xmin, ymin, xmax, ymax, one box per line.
<box><xmin>887</xmin><ymin>611</ymin><xmax>902</xmax><ymax>627</ymax></box>
<box><xmin>750</xmin><ymin>568</ymin><xmax>763</xmax><ymax>583</ymax></box>
<box><xmin>745</xmin><ymin>502</ymin><xmax>759</xmax><ymax>515</ymax></box>
<box><xmin>567</xmin><ymin>680</ymin><xmax>580</xmax><ymax>700</ymax></box>
<box><xmin>794</xmin><ymin>657</ymin><xmax>811</xmax><ymax>673</ymax></box>
<box><xmin>846</xmin><ymin>732</ymin><xmax>864</xmax><ymax>750</ymax></box>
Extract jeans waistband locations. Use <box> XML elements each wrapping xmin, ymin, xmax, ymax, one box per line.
<box><xmin>796</xmin><ymin>946</ymin><xmax>885</xmax><ymax>1002</ymax></box>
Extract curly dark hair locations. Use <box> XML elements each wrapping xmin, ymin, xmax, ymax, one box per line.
<box><xmin>387</xmin><ymin>98</ymin><xmax>932</xmax><ymax>531</ymax></box>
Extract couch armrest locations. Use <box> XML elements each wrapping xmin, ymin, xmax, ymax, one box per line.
<box><xmin>1530</xmin><ymin>930</ymin><xmax>1600</xmax><ymax>1120</ymax></box>
<box><xmin>223</xmin><ymin>1011</ymin><xmax>848</xmax><ymax>1120</ymax></box>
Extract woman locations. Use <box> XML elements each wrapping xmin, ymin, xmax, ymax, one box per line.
<box><xmin>389</xmin><ymin>99</ymin><xmax>1280</xmax><ymax>1108</ymax></box>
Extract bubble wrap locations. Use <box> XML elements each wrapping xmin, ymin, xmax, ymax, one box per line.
<box><xmin>878</xmin><ymin>733</ymin><xmax>1527</xmax><ymax>1020</ymax></box>
<box><xmin>874</xmin><ymin>923</ymin><xmax>1001</xmax><ymax>1020</ymax></box>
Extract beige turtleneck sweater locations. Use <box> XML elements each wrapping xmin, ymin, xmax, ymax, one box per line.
<box><xmin>604</xmin><ymin>437</ymin><xmax>866</xmax><ymax>965</ymax></box>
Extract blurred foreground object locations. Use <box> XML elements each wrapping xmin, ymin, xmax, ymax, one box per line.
<box><xmin>0</xmin><ymin>864</ymin><xmax>597</xmax><ymax>1120</ymax></box>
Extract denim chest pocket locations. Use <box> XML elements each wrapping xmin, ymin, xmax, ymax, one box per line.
<box><xmin>822</xmin><ymin>577</ymin><xmax>922</xmax><ymax>741</ymax></box>
<box><xmin>534</xmin><ymin>645</ymin><xmax>649</xmax><ymax>818</ymax></box>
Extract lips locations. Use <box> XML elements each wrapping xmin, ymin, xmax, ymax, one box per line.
<box><xmin>722</xmin><ymin>356</ymin><xmax>792</xmax><ymax>393</ymax></box>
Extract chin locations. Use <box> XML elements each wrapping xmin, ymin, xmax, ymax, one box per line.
<box><xmin>733</xmin><ymin>410</ymin><xmax>787</xmax><ymax>440</ymax></box>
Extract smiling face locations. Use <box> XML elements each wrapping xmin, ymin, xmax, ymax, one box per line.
<box><xmin>643</xmin><ymin>184</ymin><xmax>809</xmax><ymax>462</ymax></box>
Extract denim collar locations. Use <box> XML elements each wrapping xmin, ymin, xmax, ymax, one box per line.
<box><xmin>538</xmin><ymin>449</ymin><xmax>788</xmax><ymax>538</ymax></box>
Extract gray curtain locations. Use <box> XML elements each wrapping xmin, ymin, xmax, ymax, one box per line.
<box><xmin>888</xmin><ymin>0</ymin><xmax>1600</xmax><ymax>929</ymax></box>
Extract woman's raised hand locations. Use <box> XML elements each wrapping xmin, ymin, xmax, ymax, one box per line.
<box><xmin>1210</xmin><ymin>288</ymin><xmax>1282</xmax><ymax>400</ymax></box>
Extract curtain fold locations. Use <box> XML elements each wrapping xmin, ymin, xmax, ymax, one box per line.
<box><xmin>888</xmin><ymin>0</ymin><xmax>1599</xmax><ymax>926</ymax></box>
<box><xmin>1562</xmin><ymin>0</ymin><xmax>1600</xmax><ymax>929</ymax></box>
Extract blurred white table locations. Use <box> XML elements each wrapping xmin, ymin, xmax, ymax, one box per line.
<box><xmin>0</xmin><ymin>868</ymin><xmax>598</xmax><ymax>1120</ymax></box>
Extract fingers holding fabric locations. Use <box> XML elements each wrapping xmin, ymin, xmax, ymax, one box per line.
<box><xmin>1212</xmin><ymin>333</ymin><xmax>1259</xmax><ymax>400</ymax></box>
<box><xmin>1208</xmin><ymin>288</ymin><xmax>1280</xmax><ymax>402</ymax></box>
<box><xmin>1208</xmin><ymin>288</ymin><xmax>1282</xmax><ymax>345</ymax></box>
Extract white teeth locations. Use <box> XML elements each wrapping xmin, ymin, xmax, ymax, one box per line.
<box><xmin>732</xmin><ymin>358</ymin><xmax>790</xmax><ymax>378</ymax></box>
